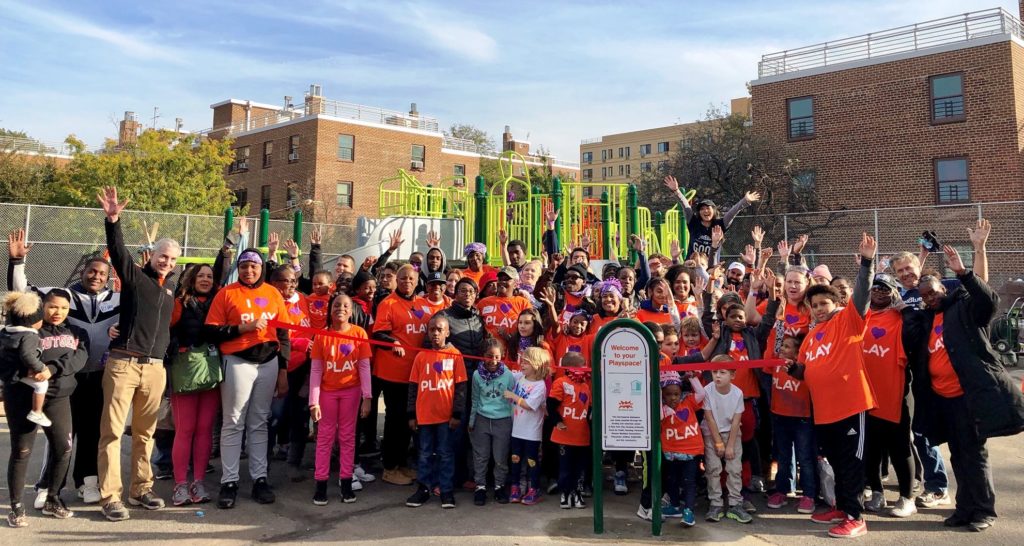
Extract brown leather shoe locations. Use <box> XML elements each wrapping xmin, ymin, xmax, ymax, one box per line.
<box><xmin>382</xmin><ymin>469</ymin><xmax>413</xmax><ymax>486</ymax></box>
<box><xmin>398</xmin><ymin>466</ymin><xmax>418</xmax><ymax>479</ymax></box>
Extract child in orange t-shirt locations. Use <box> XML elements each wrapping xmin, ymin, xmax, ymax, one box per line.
<box><xmin>306</xmin><ymin>271</ymin><xmax>334</xmax><ymax>329</ymax></box>
<box><xmin>788</xmin><ymin>233</ymin><xmax>877</xmax><ymax>538</ymax></box>
<box><xmin>309</xmin><ymin>294</ymin><xmax>373</xmax><ymax>505</ymax></box>
<box><xmin>654</xmin><ymin>370</ymin><xmax>705</xmax><ymax>526</ymax></box>
<box><xmin>765</xmin><ymin>334</ymin><xmax>817</xmax><ymax>513</ymax></box>
<box><xmin>405</xmin><ymin>314</ymin><xmax>467</xmax><ymax>509</ymax></box>
<box><xmin>548</xmin><ymin>352</ymin><xmax>592</xmax><ymax>509</ymax></box>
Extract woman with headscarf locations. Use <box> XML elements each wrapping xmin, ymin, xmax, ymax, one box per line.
<box><xmin>205</xmin><ymin>249</ymin><xmax>291</xmax><ymax>510</ymax></box>
<box><xmin>460</xmin><ymin>242</ymin><xmax>496</xmax><ymax>288</ymax></box>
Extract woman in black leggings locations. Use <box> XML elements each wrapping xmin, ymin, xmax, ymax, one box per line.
<box><xmin>4</xmin><ymin>289</ymin><xmax>88</xmax><ymax>526</ymax></box>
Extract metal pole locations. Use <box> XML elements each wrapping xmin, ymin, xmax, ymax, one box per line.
<box><xmin>224</xmin><ymin>207</ymin><xmax>234</xmax><ymax>238</ymax></box>
<box><xmin>591</xmin><ymin>331</ymin><xmax>604</xmax><ymax>535</ymax></box>
<box><xmin>601</xmin><ymin>191</ymin><xmax>611</xmax><ymax>259</ymax></box>
<box><xmin>23</xmin><ymin>204</ymin><xmax>31</xmax><ymax>240</ymax></box>
<box><xmin>259</xmin><ymin>208</ymin><xmax>270</xmax><ymax>248</ymax></box>
<box><xmin>183</xmin><ymin>214</ymin><xmax>191</xmax><ymax>257</ymax></box>
<box><xmin>783</xmin><ymin>215</ymin><xmax>789</xmax><ymax>243</ymax></box>
<box><xmin>474</xmin><ymin>175</ymin><xmax>487</xmax><ymax>249</ymax></box>
<box><xmin>552</xmin><ymin>177</ymin><xmax>563</xmax><ymax>252</ymax></box>
<box><xmin>627</xmin><ymin>185</ymin><xmax>639</xmax><ymax>264</ymax></box>
<box><xmin>873</xmin><ymin>208</ymin><xmax>879</xmax><ymax>250</ymax></box>
<box><xmin>293</xmin><ymin>209</ymin><xmax>303</xmax><ymax>245</ymax></box>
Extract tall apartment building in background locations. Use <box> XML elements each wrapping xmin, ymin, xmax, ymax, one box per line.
<box><xmin>204</xmin><ymin>85</ymin><xmax>578</xmax><ymax>222</ymax></box>
<box><xmin>578</xmin><ymin>98</ymin><xmax>751</xmax><ymax>191</ymax></box>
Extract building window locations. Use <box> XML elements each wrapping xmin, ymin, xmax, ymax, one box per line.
<box><xmin>583</xmin><ymin>168</ymin><xmax>593</xmax><ymax>180</ymax></box>
<box><xmin>618</xmin><ymin>165</ymin><xmax>624</xmax><ymax>176</ymax></box>
<box><xmin>582</xmin><ymin>187</ymin><xmax>594</xmax><ymax>198</ymax></box>
<box><xmin>262</xmin><ymin>141</ymin><xmax>273</xmax><ymax>168</ymax></box>
<box><xmin>601</xmin><ymin>167</ymin><xmax>607</xmax><ymax>180</ymax></box>
<box><xmin>787</xmin><ymin>96</ymin><xmax>814</xmax><ymax>140</ymax></box>
<box><xmin>600</xmin><ymin>149</ymin><xmax>607</xmax><ymax>161</ymax></box>
<box><xmin>260</xmin><ymin>185</ymin><xmax>271</xmax><ymax>211</ymax></box>
<box><xmin>582</xmin><ymin>151</ymin><xmax>593</xmax><ymax>164</ymax></box>
<box><xmin>641</xmin><ymin>162</ymin><xmax>652</xmax><ymax>173</ymax></box>
<box><xmin>657</xmin><ymin>160</ymin><xmax>669</xmax><ymax>171</ymax></box>
<box><xmin>657</xmin><ymin>141</ymin><xmax>670</xmax><ymax>153</ymax></box>
<box><xmin>336</xmin><ymin>181</ymin><xmax>353</xmax><ymax>207</ymax></box>
<box><xmin>286</xmin><ymin>183</ymin><xmax>299</xmax><ymax>208</ymax></box>
<box><xmin>288</xmin><ymin>135</ymin><xmax>300</xmax><ymax>161</ymax></box>
<box><xmin>930</xmin><ymin>73</ymin><xmax>964</xmax><ymax>123</ymax></box>
<box><xmin>453</xmin><ymin>164</ymin><xmax>466</xmax><ymax>186</ymax></box>
<box><xmin>410</xmin><ymin>144</ymin><xmax>425</xmax><ymax>170</ymax></box>
<box><xmin>935</xmin><ymin>157</ymin><xmax>969</xmax><ymax>203</ymax></box>
<box><xmin>337</xmin><ymin>134</ymin><xmax>354</xmax><ymax>161</ymax></box>
<box><xmin>625</xmin><ymin>164</ymin><xmax>631</xmax><ymax>176</ymax></box>
<box><xmin>233</xmin><ymin>188</ymin><xmax>247</xmax><ymax>208</ymax></box>
<box><xmin>639</xmin><ymin>144</ymin><xmax>651</xmax><ymax>156</ymax></box>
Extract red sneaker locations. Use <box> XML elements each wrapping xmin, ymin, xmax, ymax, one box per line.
<box><xmin>797</xmin><ymin>496</ymin><xmax>816</xmax><ymax>514</ymax></box>
<box><xmin>766</xmin><ymin>492</ymin><xmax>787</xmax><ymax>509</ymax></box>
<box><xmin>811</xmin><ymin>508</ymin><xmax>846</xmax><ymax>524</ymax></box>
<box><xmin>828</xmin><ymin>517</ymin><xmax>867</xmax><ymax>538</ymax></box>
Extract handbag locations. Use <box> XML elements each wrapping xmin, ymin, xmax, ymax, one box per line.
<box><xmin>170</xmin><ymin>343</ymin><xmax>223</xmax><ymax>394</ymax></box>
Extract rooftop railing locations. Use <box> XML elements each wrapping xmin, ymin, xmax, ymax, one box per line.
<box><xmin>204</xmin><ymin>98</ymin><xmax>441</xmax><ymax>137</ymax></box>
<box><xmin>758</xmin><ymin>8</ymin><xmax>1023</xmax><ymax>78</ymax></box>
<box><xmin>0</xmin><ymin>136</ymin><xmax>99</xmax><ymax>157</ymax></box>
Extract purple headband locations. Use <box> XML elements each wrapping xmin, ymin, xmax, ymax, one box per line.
<box><xmin>464</xmin><ymin>242</ymin><xmax>486</xmax><ymax>257</ymax></box>
<box><xmin>660</xmin><ymin>371</ymin><xmax>682</xmax><ymax>388</ymax></box>
<box><xmin>238</xmin><ymin>251</ymin><xmax>263</xmax><ymax>265</ymax></box>
<box><xmin>598</xmin><ymin>278</ymin><xmax>623</xmax><ymax>298</ymax></box>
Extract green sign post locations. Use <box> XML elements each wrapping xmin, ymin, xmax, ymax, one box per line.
<box><xmin>590</xmin><ymin>319</ymin><xmax>662</xmax><ymax>536</ymax></box>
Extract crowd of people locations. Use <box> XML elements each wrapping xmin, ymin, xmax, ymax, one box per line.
<box><xmin>2</xmin><ymin>182</ymin><xmax>1023</xmax><ymax>539</ymax></box>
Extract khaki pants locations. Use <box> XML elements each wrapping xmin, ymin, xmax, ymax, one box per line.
<box><xmin>98</xmin><ymin>356</ymin><xmax>166</xmax><ymax>504</ymax></box>
<box><xmin>704</xmin><ymin>430</ymin><xmax>743</xmax><ymax>508</ymax></box>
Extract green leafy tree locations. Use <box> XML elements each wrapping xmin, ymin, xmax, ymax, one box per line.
<box><xmin>55</xmin><ymin>130</ymin><xmax>236</xmax><ymax>215</ymax></box>
<box><xmin>445</xmin><ymin>123</ymin><xmax>495</xmax><ymax>152</ymax></box>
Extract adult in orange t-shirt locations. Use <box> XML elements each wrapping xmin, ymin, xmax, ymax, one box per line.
<box><xmin>204</xmin><ymin>249</ymin><xmax>291</xmax><ymax>493</ymax></box>
<box><xmin>548</xmin><ymin>370</ymin><xmax>592</xmax><ymax>501</ymax></box>
<box><xmin>790</xmin><ymin>234</ymin><xmax>877</xmax><ymax>529</ymax></box>
<box><xmin>477</xmin><ymin>266</ymin><xmax>533</xmax><ymax>353</ymax></box>
<box><xmin>860</xmin><ymin>273</ymin><xmax>916</xmax><ymax>508</ymax></box>
<box><xmin>460</xmin><ymin>242</ymin><xmax>496</xmax><ymax>289</ymax></box>
<box><xmin>371</xmin><ymin>264</ymin><xmax>435</xmax><ymax>481</ymax></box>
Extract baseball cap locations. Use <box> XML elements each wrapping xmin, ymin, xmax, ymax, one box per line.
<box><xmin>496</xmin><ymin>266</ymin><xmax>519</xmax><ymax>281</ymax></box>
<box><xmin>872</xmin><ymin>272</ymin><xmax>900</xmax><ymax>293</ymax></box>
<box><xmin>425</xmin><ymin>271</ymin><xmax>447</xmax><ymax>285</ymax></box>
<box><xmin>811</xmin><ymin>264</ymin><xmax>833</xmax><ymax>282</ymax></box>
<box><xmin>727</xmin><ymin>261</ymin><xmax>746</xmax><ymax>274</ymax></box>
<box><xmin>566</xmin><ymin>263</ymin><xmax>589</xmax><ymax>280</ymax></box>
<box><xmin>695</xmin><ymin>198</ymin><xmax>717</xmax><ymax>209</ymax></box>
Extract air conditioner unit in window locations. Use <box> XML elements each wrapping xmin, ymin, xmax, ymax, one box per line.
<box><xmin>237</xmin><ymin>161</ymin><xmax>248</xmax><ymax>170</ymax></box>
<box><xmin>289</xmin><ymin>152</ymin><xmax>299</xmax><ymax>161</ymax></box>
<box><xmin>411</xmin><ymin>160</ymin><xmax>424</xmax><ymax>170</ymax></box>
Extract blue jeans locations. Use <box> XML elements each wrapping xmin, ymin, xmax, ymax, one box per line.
<box><xmin>508</xmin><ymin>437</ymin><xmax>541</xmax><ymax>490</ymax></box>
<box><xmin>773</xmin><ymin>414</ymin><xmax>818</xmax><ymax>498</ymax></box>
<box><xmin>417</xmin><ymin>423</ymin><xmax>455</xmax><ymax>494</ymax></box>
<box><xmin>664</xmin><ymin>457</ymin><xmax>699</xmax><ymax>510</ymax></box>
<box><xmin>914</xmin><ymin>432</ymin><xmax>948</xmax><ymax>493</ymax></box>
<box><xmin>557</xmin><ymin>444</ymin><xmax>588</xmax><ymax>494</ymax></box>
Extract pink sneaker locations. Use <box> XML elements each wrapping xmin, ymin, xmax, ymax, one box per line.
<box><xmin>509</xmin><ymin>485</ymin><xmax>522</xmax><ymax>503</ymax></box>
<box><xmin>797</xmin><ymin>496</ymin><xmax>816</xmax><ymax>514</ymax></box>
<box><xmin>811</xmin><ymin>508</ymin><xmax>846</xmax><ymax>524</ymax></box>
<box><xmin>766</xmin><ymin>492</ymin><xmax>787</xmax><ymax>509</ymax></box>
<box><xmin>521</xmin><ymin>488</ymin><xmax>541</xmax><ymax>505</ymax></box>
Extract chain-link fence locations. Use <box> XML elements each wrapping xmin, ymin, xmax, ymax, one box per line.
<box><xmin>0</xmin><ymin>203</ymin><xmax>356</xmax><ymax>291</ymax></box>
<box><xmin>720</xmin><ymin>201</ymin><xmax>1024</xmax><ymax>286</ymax></box>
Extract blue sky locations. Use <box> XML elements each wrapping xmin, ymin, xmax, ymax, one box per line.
<box><xmin>0</xmin><ymin>0</ymin><xmax>1009</xmax><ymax>160</ymax></box>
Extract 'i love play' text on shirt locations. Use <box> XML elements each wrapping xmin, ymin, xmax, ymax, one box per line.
<box><xmin>662</xmin><ymin>395</ymin><xmax>703</xmax><ymax>455</ymax></box>
<box><xmin>409</xmin><ymin>345</ymin><xmax>467</xmax><ymax>425</ymax></box>
<box><xmin>311</xmin><ymin>324</ymin><xmax>372</xmax><ymax>391</ymax></box>
<box><xmin>727</xmin><ymin>332</ymin><xmax>760</xmax><ymax>398</ymax></box>
<box><xmin>798</xmin><ymin>304</ymin><xmax>877</xmax><ymax>425</ymax></box>
<box><xmin>306</xmin><ymin>293</ymin><xmax>331</xmax><ymax>330</ymax></box>
<box><xmin>206</xmin><ymin>282</ymin><xmax>291</xmax><ymax>356</ymax></box>
<box><xmin>765</xmin><ymin>302</ymin><xmax>810</xmax><ymax>359</ymax></box>
<box><xmin>285</xmin><ymin>293</ymin><xmax>312</xmax><ymax>335</ymax></box>
<box><xmin>928</xmin><ymin>312</ymin><xmax>964</xmax><ymax>398</ymax></box>
<box><xmin>549</xmin><ymin>376</ymin><xmax>591</xmax><ymax>446</ymax></box>
<box><xmin>476</xmin><ymin>295</ymin><xmax>532</xmax><ymax>352</ymax></box>
<box><xmin>862</xmin><ymin>308</ymin><xmax>908</xmax><ymax>423</ymax></box>
<box><xmin>372</xmin><ymin>293</ymin><xmax>436</xmax><ymax>383</ymax></box>
<box><xmin>767</xmin><ymin>363</ymin><xmax>811</xmax><ymax>418</ymax></box>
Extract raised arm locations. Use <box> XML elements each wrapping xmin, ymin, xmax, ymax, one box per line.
<box><xmin>945</xmin><ymin>245</ymin><xmax>997</xmax><ymax>326</ymax></box>
<box><xmin>98</xmin><ymin>187</ymin><xmax>136</xmax><ymax>282</ymax></box>
<box><xmin>851</xmin><ymin>233</ymin><xmax>877</xmax><ymax>318</ymax></box>
<box><xmin>7</xmin><ymin>229</ymin><xmax>31</xmax><ymax>292</ymax></box>
<box><xmin>967</xmin><ymin>219</ymin><xmax>990</xmax><ymax>284</ymax></box>
<box><xmin>664</xmin><ymin>176</ymin><xmax>693</xmax><ymax>222</ymax></box>
<box><xmin>722</xmin><ymin>191</ymin><xmax>759</xmax><ymax>229</ymax></box>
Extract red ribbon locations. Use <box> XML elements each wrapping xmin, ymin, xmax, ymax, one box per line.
<box><xmin>660</xmin><ymin>358</ymin><xmax>786</xmax><ymax>372</ymax></box>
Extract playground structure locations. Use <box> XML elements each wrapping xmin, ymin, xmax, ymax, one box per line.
<box><xmin>376</xmin><ymin>151</ymin><xmax>695</xmax><ymax>265</ymax></box>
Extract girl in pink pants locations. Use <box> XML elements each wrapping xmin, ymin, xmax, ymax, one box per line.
<box><xmin>309</xmin><ymin>294</ymin><xmax>372</xmax><ymax>505</ymax></box>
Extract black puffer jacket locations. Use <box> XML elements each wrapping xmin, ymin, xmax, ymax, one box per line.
<box><xmin>106</xmin><ymin>218</ymin><xmax>175</xmax><ymax>359</ymax></box>
<box><xmin>905</xmin><ymin>271</ymin><xmax>1024</xmax><ymax>444</ymax></box>
<box><xmin>438</xmin><ymin>302</ymin><xmax>487</xmax><ymax>371</ymax></box>
<box><xmin>38</xmin><ymin>321</ymin><xmax>89</xmax><ymax>398</ymax></box>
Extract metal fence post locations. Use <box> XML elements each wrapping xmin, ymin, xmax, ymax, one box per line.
<box><xmin>183</xmin><ymin>214</ymin><xmax>191</xmax><ymax>257</ymax></box>
<box><xmin>977</xmin><ymin>203</ymin><xmax>983</xmax><ymax>221</ymax></box>
<box><xmin>783</xmin><ymin>214</ymin><xmax>789</xmax><ymax>243</ymax></box>
<box><xmin>873</xmin><ymin>208</ymin><xmax>879</xmax><ymax>250</ymax></box>
<box><xmin>23</xmin><ymin>204</ymin><xmax>31</xmax><ymax>240</ymax></box>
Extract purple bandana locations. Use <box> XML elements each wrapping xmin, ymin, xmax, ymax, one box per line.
<box><xmin>238</xmin><ymin>251</ymin><xmax>263</xmax><ymax>265</ymax></box>
<box><xmin>464</xmin><ymin>242</ymin><xmax>486</xmax><ymax>257</ymax></box>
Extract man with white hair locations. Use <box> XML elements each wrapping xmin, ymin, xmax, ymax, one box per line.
<box><xmin>95</xmin><ymin>187</ymin><xmax>181</xmax><ymax>522</ymax></box>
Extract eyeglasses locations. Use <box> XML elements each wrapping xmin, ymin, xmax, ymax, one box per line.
<box><xmin>456</xmin><ymin>287</ymin><xmax>477</xmax><ymax>296</ymax></box>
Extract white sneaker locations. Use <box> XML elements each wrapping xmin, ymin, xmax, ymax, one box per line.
<box><xmin>351</xmin><ymin>479</ymin><xmax>363</xmax><ymax>492</ymax></box>
<box><xmin>78</xmin><ymin>476</ymin><xmax>101</xmax><ymax>504</ymax></box>
<box><xmin>889</xmin><ymin>496</ymin><xmax>917</xmax><ymax>518</ymax></box>
<box><xmin>353</xmin><ymin>465</ymin><xmax>375</xmax><ymax>483</ymax></box>
<box><xmin>33</xmin><ymin>488</ymin><xmax>47</xmax><ymax>510</ymax></box>
<box><xmin>27</xmin><ymin>411</ymin><xmax>51</xmax><ymax>428</ymax></box>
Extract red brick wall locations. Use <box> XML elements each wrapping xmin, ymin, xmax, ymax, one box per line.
<box><xmin>750</xmin><ymin>40</ymin><xmax>1024</xmax><ymax>209</ymax></box>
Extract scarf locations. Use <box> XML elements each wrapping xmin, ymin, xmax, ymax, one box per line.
<box><xmin>477</xmin><ymin>363</ymin><xmax>506</xmax><ymax>382</ymax></box>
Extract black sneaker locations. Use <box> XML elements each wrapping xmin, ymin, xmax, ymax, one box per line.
<box><xmin>440</xmin><ymin>492</ymin><xmax>456</xmax><ymax>509</ymax></box>
<box><xmin>340</xmin><ymin>478</ymin><xmax>356</xmax><ymax>503</ymax></box>
<box><xmin>153</xmin><ymin>466</ymin><xmax>173</xmax><ymax>481</ymax></box>
<box><xmin>944</xmin><ymin>513</ymin><xmax>971</xmax><ymax>527</ymax></box>
<box><xmin>102</xmin><ymin>501</ymin><xmax>130</xmax><ymax>522</ymax></box>
<box><xmin>127</xmin><ymin>491</ymin><xmax>165</xmax><ymax>510</ymax></box>
<box><xmin>313</xmin><ymin>480</ymin><xmax>328</xmax><ymax>506</ymax></box>
<box><xmin>406</xmin><ymin>485</ymin><xmax>430</xmax><ymax>507</ymax></box>
<box><xmin>494</xmin><ymin>485</ymin><xmax>509</xmax><ymax>504</ymax></box>
<box><xmin>252</xmin><ymin>477</ymin><xmax>275</xmax><ymax>504</ymax></box>
<box><xmin>969</xmin><ymin>518</ymin><xmax>994</xmax><ymax>532</ymax></box>
<box><xmin>218</xmin><ymin>481</ymin><xmax>238</xmax><ymax>509</ymax></box>
<box><xmin>473</xmin><ymin>487</ymin><xmax>487</xmax><ymax>506</ymax></box>
<box><xmin>42</xmin><ymin>496</ymin><xmax>74</xmax><ymax>519</ymax></box>
<box><xmin>205</xmin><ymin>464</ymin><xmax>215</xmax><ymax>475</ymax></box>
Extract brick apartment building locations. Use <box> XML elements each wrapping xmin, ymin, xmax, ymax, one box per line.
<box><xmin>749</xmin><ymin>6</ymin><xmax>1024</xmax><ymax>279</ymax></box>
<box><xmin>204</xmin><ymin>86</ymin><xmax>578</xmax><ymax>223</ymax></box>
<box><xmin>579</xmin><ymin>98</ymin><xmax>751</xmax><ymax>193</ymax></box>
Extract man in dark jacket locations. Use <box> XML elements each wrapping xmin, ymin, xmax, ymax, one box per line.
<box><xmin>96</xmin><ymin>187</ymin><xmax>180</xmax><ymax>522</ymax></box>
<box><xmin>905</xmin><ymin>245</ymin><xmax>1024</xmax><ymax>532</ymax></box>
